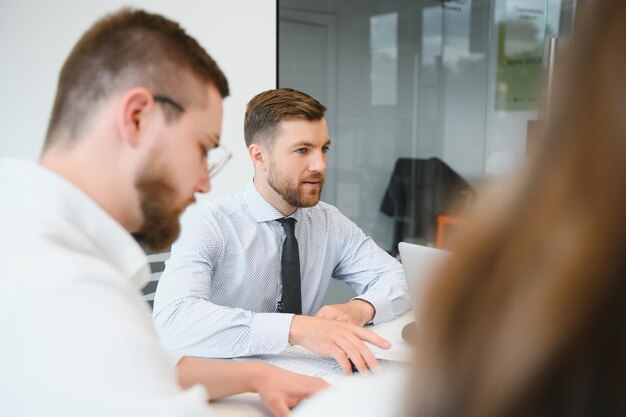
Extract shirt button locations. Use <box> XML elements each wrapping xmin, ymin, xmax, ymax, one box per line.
<box><xmin>265</xmin><ymin>343</ymin><xmax>273</xmax><ymax>350</ymax></box>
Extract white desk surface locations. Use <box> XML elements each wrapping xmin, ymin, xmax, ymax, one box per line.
<box><xmin>211</xmin><ymin>393</ymin><xmax>273</xmax><ymax>417</ymax></box>
<box><xmin>210</xmin><ymin>311</ymin><xmax>414</xmax><ymax>417</ymax></box>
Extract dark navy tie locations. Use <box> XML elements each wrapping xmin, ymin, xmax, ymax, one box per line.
<box><xmin>277</xmin><ymin>217</ymin><xmax>302</xmax><ymax>314</ymax></box>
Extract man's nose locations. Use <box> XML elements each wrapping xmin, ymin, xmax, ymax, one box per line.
<box><xmin>309</xmin><ymin>151</ymin><xmax>327</xmax><ymax>173</ymax></box>
<box><xmin>196</xmin><ymin>175</ymin><xmax>211</xmax><ymax>194</ymax></box>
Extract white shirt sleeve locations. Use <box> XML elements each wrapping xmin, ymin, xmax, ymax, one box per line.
<box><xmin>331</xmin><ymin>207</ymin><xmax>411</xmax><ymax>324</ymax></box>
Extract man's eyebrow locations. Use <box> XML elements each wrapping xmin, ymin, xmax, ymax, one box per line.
<box><xmin>290</xmin><ymin>139</ymin><xmax>332</xmax><ymax>148</ymax></box>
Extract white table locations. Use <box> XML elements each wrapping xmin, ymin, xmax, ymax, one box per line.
<box><xmin>211</xmin><ymin>393</ymin><xmax>273</xmax><ymax>417</ymax></box>
<box><xmin>210</xmin><ymin>312</ymin><xmax>414</xmax><ymax>417</ymax></box>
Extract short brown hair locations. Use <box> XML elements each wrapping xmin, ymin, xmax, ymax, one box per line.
<box><xmin>244</xmin><ymin>88</ymin><xmax>326</xmax><ymax>148</ymax></box>
<box><xmin>44</xmin><ymin>8</ymin><xmax>229</xmax><ymax>148</ymax></box>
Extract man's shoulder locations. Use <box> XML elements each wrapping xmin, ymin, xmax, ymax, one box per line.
<box><xmin>178</xmin><ymin>191</ymin><xmax>261</xmax><ymax>240</ymax></box>
<box><xmin>0</xmin><ymin>230</ymin><xmax>135</xmax><ymax>319</ymax></box>
<box><xmin>182</xmin><ymin>192</ymin><xmax>245</xmax><ymax>221</ymax></box>
<box><xmin>1</xmin><ymin>229</ymin><xmax>126</xmax><ymax>282</ymax></box>
<box><xmin>299</xmin><ymin>201</ymin><xmax>365</xmax><ymax>241</ymax></box>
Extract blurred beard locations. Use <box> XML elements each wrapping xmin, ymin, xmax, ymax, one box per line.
<box><xmin>267</xmin><ymin>166</ymin><xmax>324</xmax><ymax>208</ymax></box>
<box><xmin>132</xmin><ymin>174</ymin><xmax>195</xmax><ymax>252</ymax></box>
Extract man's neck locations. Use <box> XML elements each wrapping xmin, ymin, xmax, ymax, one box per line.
<box><xmin>252</xmin><ymin>176</ymin><xmax>296</xmax><ymax>217</ymax></box>
<box><xmin>41</xmin><ymin>143</ymin><xmax>140</xmax><ymax>232</ymax></box>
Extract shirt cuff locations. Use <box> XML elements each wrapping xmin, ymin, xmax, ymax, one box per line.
<box><xmin>353</xmin><ymin>290</ymin><xmax>395</xmax><ymax>325</ymax></box>
<box><xmin>248</xmin><ymin>312</ymin><xmax>294</xmax><ymax>354</ymax></box>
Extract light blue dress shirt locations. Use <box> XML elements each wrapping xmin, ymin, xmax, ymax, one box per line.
<box><xmin>153</xmin><ymin>181</ymin><xmax>410</xmax><ymax>358</ymax></box>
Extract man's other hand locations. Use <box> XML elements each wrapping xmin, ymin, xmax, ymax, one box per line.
<box><xmin>252</xmin><ymin>363</ymin><xmax>328</xmax><ymax>417</ymax></box>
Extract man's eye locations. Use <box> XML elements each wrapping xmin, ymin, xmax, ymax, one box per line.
<box><xmin>295</xmin><ymin>148</ymin><xmax>307</xmax><ymax>154</ymax></box>
<box><xmin>322</xmin><ymin>146</ymin><xmax>330</xmax><ymax>154</ymax></box>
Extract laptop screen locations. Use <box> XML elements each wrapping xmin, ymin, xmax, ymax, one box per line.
<box><xmin>398</xmin><ymin>242</ymin><xmax>449</xmax><ymax>308</ymax></box>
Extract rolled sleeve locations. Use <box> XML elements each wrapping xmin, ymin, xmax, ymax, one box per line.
<box><xmin>332</xmin><ymin>208</ymin><xmax>411</xmax><ymax>324</ymax></box>
<box><xmin>353</xmin><ymin>290</ymin><xmax>396</xmax><ymax>325</ymax></box>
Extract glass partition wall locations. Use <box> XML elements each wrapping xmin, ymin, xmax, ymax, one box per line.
<box><xmin>278</xmin><ymin>0</ymin><xmax>575</xmax><ymax>250</ymax></box>
<box><xmin>278</xmin><ymin>0</ymin><xmax>576</xmax><ymax>302</ymax></box>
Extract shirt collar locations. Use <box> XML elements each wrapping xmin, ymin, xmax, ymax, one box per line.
<box><xmin>0</xmin><ymin>159</ymin><xmax>150</xmax><ymax>289</ymax></box>
<box><xmin>242</xmin><ymin>180</ymin><xmax>302</xmax><ymax>223</ymax></box>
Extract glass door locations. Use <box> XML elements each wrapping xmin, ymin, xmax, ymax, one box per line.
<box><xmin>483</xmin><ymin>0</ymin><xmax>577</xmax><ymax>172</ymax></box>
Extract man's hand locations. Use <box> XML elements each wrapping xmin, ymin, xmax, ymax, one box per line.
<box><xmin>315</xmin><ymin>299</ymin><xmax>375</xmax><ymax>326</ymax></box>
<box><xmin>251</xmin><ymin>363</ymin><xmax>328</xmax><ymax>417</ymax></box>
<box><xmin>289</xmin><ymin>315</ymin><xmax>391</xmax><ymax>375</ymax></box>
<box><xmin>177</xmin><ymin>357</ymin><xmax>326</xmax><ymax>416</ymax></box>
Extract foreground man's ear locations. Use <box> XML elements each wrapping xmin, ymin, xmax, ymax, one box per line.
<box><xmin>117</xmin><ymin>87</ymin><xmax>154</xmax><ymax>148</ymax></box>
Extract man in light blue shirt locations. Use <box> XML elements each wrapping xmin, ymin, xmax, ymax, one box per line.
<box><xmin>153</xmin><ymin>88</ymin><xmax>410</xmax><ymax>374</ymax></box>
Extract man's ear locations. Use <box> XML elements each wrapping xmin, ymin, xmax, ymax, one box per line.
<box><xmin>248</xmin><ymin>143</ymin><xmax>268</xmax><ymax>171</ymax></box>
<box><xmin>117</xmin><ymin>87</ymin><xmax>154</xmax><ymax>148</ymax></box>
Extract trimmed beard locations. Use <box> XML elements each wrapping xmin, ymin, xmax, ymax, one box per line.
<box><xmin>267</xmin><ymin>165</ymin><xmax>324</xmax><ymax>208</ymax></box>
<box><xmin>132</xmin><ymin>173</ymin><xmax>194</xmax><ymax>252</ymax></box>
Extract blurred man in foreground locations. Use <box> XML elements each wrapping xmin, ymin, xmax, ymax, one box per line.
<box><xmin>0</xmin><ymin>9</ymin><xmax>325</xmax><ymax>417</ymax></box>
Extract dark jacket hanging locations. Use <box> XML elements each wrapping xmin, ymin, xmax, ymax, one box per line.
<box><xmin>380</xmin><ymin>157</ymin><xmax>473</xmax><ymax>256</ymax></box>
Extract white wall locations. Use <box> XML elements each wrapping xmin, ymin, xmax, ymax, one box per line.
<box><xmin>0</xmin><ymin>0</ymin><xmax>276</xmax><ymax>199</ymax></box>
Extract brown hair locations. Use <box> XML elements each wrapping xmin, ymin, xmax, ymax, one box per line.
<box><xmin>243</xmin><ymin>88</ymin><xmax>326</xmax><ymax>148</ymax></box>
<box><xmin>411</xmin><ymin>1</ymin><xmax>626</xmax><ymax>416</ymax></box>
<box><xmin>44</xmin><ymin>8</ymin><xmax>229</xmax><ymax>148</ymax></box>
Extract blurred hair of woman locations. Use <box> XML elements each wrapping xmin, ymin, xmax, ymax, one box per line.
<box><xmin>412</xmin><ymin>0</ymin><xmax>626</xmax><ymax>416</ymax></box>
<box><xmin>293</xmin><ymin>0</ymin><xmax>626</xmax><ymax>416</ymax></box>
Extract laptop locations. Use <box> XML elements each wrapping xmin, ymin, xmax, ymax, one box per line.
<box><xmin>397</xmin><ymin>242</ymin><xmax>450</xmax><ymax>345</ymax></box>
<box><xmin>398</xmin><ymin>242</ymin><xmax>449</xmax><ymax>304</ymax></box>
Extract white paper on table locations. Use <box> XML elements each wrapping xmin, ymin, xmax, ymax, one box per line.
<box><xmin>234</xmin><ymin>345</ymin><xmax>349</xmax><ymax>384</ymax></box>
<box><xmin>234</xmin><ymin>346</ymin><xmax>410</xmax><ymax>386</ymax></box>
<box><xmin>234</xmin><ymin>312</ymin><xmax>415</xmax><ymax>384</ymax></box>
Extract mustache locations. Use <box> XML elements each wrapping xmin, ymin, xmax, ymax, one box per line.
<box><xmin>302</xmin><ymin>172</ymin><xmax>324</xmax><ymax>182</ymax></box>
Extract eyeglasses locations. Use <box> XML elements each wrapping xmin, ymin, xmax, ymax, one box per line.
<box><xmin>153</xmin><ymin>94</ymin><xmax>231</xmax><ymax>178</ymax></box>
